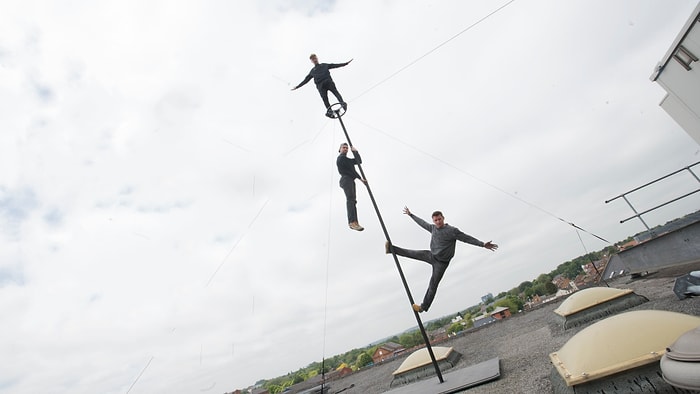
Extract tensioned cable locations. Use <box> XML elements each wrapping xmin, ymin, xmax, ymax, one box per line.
<box><xmin>205</xmin><ymin>199</ymin><xmax>270</xmax><ymax>287</ymax></box>
<box><xmin>350</xmin><ymin>116</ymin><xmax>611</xmax><ymax>244</ymax></box>
<box><xmin>574</xmin><ymin>228</ymin><xmax>610</xmax><ymax>286</ymax></box>
<box><xmin>320</xmin><ymin>122</ymin><xmax>337</xmax><ymax>390</ymax></box>
<box><xmin>283</xmin><ymin>116</ymin><xmax>334</xmax><ymax>158</ymax></box>
<box><xmin>351</xmin><ymin>0</ymin><xmax>518</xmax><ymax>102</ymax></box>
<box><xmin>343</xmin><ymin>0</ymin><xmax>611</xmax><ymax>245</ymax></box>
<box><xmin>126</xmin><ymin>117</ymin><xmax>329</xmax><ymax>392</ymax></box>
<box><xmin>126</xmin><ymin>356</ymin><xmax>154</xmax><ymax>394</ymax></box>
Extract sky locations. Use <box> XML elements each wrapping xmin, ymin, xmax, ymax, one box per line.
<box><xmin>2</xmin><ymin>0</ymin><xmax>700</xmax><ymax>392</ymax></box>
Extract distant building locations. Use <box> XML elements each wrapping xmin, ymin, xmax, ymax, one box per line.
<box><xmin>489</xmin><ymin>306</ymin><xmax>512</xmax><ymax>320</ymax></box>
<box><xmin>552</xmin><ymin>274</ymin><xmax>572</xmax><ymax>290</ymax></box>
<box><xmin>472</xmin><ymin>314</ymin><xmax>497</xmax><ymax>328</ymax></box>
<box><xmin>582</xmin><ymin>258</ymin><xmax>607</xmax><ymax>282</ymax></box>
<box><xmin>618</xmin><ymin>239</ymin><xmax>639</xmax><ymax>251</ymax></box>
<box><xmin>282</xmin><ymin>374</ymin><xmax>326</xmax><ymax>394</ymax></box>
<box><xmin>481</xmin><ymin>293</ymin><xmax>494</xmax><ymax>304</ymax></box>
<box><xmin>334</xmin><ymin>367</ymin><xmax>353</xmax><ymax>379</ymax></box>
<box><xmin>555</xmin><ymin>288</ymin><xmax>574</xmax><ymax>298</ymax></box>
<box><xmin>371</xmin><ymin>342</ymin><xmax>405</xmax><ymax>364</ymax></box>
<box><xmin>524</xmin><ymin>293</ymin><xmax>559</xmax><ymax>310</ymax></box>
<box><xmin>651</xmin><ymin>2</ymin><xmax>700</xmax><ymax>145</ymax></box>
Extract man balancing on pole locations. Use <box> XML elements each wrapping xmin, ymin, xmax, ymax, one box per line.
<box><xmin>386</xmin><ymin>207</ymin><xmax>498</xmax><ymax>313</ymax></box>
<box><xmin>337</xmin><ymin>143</ymin><xmax>366</xmax><ymax>231</ymax></box>
<box><xmin>292</xmin><ymin>53</ymin><xmax>352</xmax><ymax>118</ymax></box>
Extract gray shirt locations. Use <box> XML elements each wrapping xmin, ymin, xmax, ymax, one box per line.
<box><xmin>409</xmin><ymin>213</ymin><xmax>484</xmax><ymax>263</ymax></box>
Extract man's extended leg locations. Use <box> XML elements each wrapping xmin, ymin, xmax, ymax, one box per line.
<box><xmin>327</xmin><ymin>81</ymin><xmax>346</xmax><ymax>109</ymax></box>
<box><xmin>389</xmin><ymin>245</ymin><xmax>432</xmax><ymax>264</ymax></box>
<box><xmin>420</xmin><ymin>261</ymin><xmax>449</xmax><ymax>312</ymax></box>
<box><xmin>388</xmin><ymin>246</ymin><xmax>444</xmax><ymax>312</ymax></box>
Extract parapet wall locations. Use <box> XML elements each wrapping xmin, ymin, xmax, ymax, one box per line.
<box><xmin>615</xmin><ymin>219</ymin><xmax>700</xmax><ymax>275</ymax></box>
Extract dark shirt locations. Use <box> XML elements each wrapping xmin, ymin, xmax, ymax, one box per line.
<box><xmin>336</xmin><ymin>151</ymin><xmax>362</xmax><ymax>179</ymax></box>
<box><xmin>409</xmin><ymin>214</ymin><xmax>484</xmax><ymax>263</ymax></box>
<box><xmin>294</xmin><ymin>62</ymin><xmax>350</xmax><ymax>89</ymax></box>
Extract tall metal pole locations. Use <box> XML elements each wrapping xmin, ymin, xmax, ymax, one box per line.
<box><xmin>335</xmin><ymin>109</ymin><xmax>444</xmax><ymax>383</ymax></box>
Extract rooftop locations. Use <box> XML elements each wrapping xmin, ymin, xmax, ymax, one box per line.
<box><xmin>324</xmin><ymin>261</ymin><xmax>700</xmax><ymax>394</ymax></box>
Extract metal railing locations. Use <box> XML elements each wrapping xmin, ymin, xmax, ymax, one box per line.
<box><xmin>605</xmin><ymin>161</ymin><xmax>700</xmax><ymax>237</ymax></box>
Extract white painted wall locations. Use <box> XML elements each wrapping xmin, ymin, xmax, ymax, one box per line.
<box><xmin>654</xmin><ymin>9</ymin><xmax>700</xmax><ymax>145</ymax></box>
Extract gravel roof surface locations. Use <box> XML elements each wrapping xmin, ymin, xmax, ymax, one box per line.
<box><xmin>324</xmin><ymin>262</ymin><xmax>700</xmax><ymax>394</ymax></box>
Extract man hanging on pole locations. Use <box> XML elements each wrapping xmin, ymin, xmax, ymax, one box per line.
<box><xmin>292</xmin><ymin>53</ymin><xmax>352</xmax><ymax>118</ymax></box>
<box><xmin>386</xmin><ymin>207</ymin><xmax>498</xmax><ymax>312</ymax></box>
<box><xmin>337</xmin><ymin>143</ymin><xmax>366</xmax><ymax>231</ymax></box>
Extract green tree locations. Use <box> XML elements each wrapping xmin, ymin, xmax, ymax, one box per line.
<box><xmin>398</xmin><ymin>330</ymin><xmax>423</xmax><ymax>348</ymax></box>
<box><xmin>494</xmin><ymin>295</ymin><xmax>523</xmax><ymax>313</ymax></box>
<box><xmin>462</xmin><ymin>316</ymin><xmax>474</xmax><ymax>329</ymax></box>
<box><xmin>556</xmin><ymin>260</ymin><xmax>583</xmax><ymax>279</ymax></box>
<box><xmin>508</xmin><ymin>287</ymin><xmax>521</xmax><ymax>298</ymax></box>
<box><xmin>447</xmin><ymin>321</ymin><xmax>464</xmax><ymax>335</ymax></box>
<box><xmin>425</xmin><ymin>316</ymin><xmax>454</xmax><ymax>331</ymax></box>
<box><xmin>292</xmin><ymin>373</ymin><xmax>304</xmax><ymax>384</ymax></box>
<box><xmin>535</xmin><ymin>273</ymin><xmax>552</xmax><ymax>284</ymax></box>
<box><xmin>545</xmin><ymin>282</ymin><xmax>557</xmax><ymax>294</ymax></box>
<box><xmin>341</xmin><ymin>348</ymin><xmax>364</xmax><ymax>366</ymax></box>
<box><xmin>355</xmin><ymin>352</ymin><xmax>373</xmax><ymax>369</ymax></box>
<box><xmin>531</xmin><ymin>283</ymin><xmax>547</xmax><ymax>296</ymax></box>
<box><xmin>467</xmin><ymin>305</ymin><xmax>482</xmax><ymax>315</ymax></box>
<box><xmin>518</xmin><ymin>281</ymin><xmax>532</xmax><ymax>293</ymax></box>
<box><xmin>268</xmin><ymin>384</ymin><xmax>283</xmax><ymax>394</ymax></box>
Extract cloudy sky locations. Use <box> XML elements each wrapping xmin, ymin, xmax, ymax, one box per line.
<box><xmin>2</xmin><ymin>0</ymin><xmax>700</xmax><ymax>392</ymax></box>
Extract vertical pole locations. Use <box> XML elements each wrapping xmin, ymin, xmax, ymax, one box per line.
<box><xmin>335</xmin><ymin>112</ymin><xmax>444</xmax><ymax>383</ymax></box>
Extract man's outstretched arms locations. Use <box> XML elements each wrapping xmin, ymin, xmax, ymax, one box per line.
<box><xmin>291</xmin><ymin>74</ymin><xmax>312</xmax><ymax>90</ymax></box>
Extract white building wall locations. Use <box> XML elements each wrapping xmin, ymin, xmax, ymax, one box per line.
<box><xmin>652</xmin><ymin>5</ymin><xmax>700</xmax><ymax>145</ymax></box>
<box><xmin>660</xmin><ymin>93</ymin><xmax>700</xmax><ymax>144</ymax></box>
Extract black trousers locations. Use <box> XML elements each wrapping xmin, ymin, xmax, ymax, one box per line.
<box><xmin>390</xmin><ymin>246</ymin><xmax>449</xmax><ymax>312</ymax></box>
<box><xmin>339</xmin><ymin>176</ymin><xmax>357</xmax><ymax>224</ymax></box>
<box><xmin>317</xmin><ymin>80</ymin><xmax>344</xmax><ymax>110</ymax></box>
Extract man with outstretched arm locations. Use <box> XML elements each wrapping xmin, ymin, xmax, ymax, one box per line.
<box><xmin>386</xmin><ymin>207</ymin><xmax>498</xmax><ymax>313</ymax></box>
<box><xmin>292</xmin><ymin>53</ymin><xmax>352</xmax><ymax>118</ymax></box>
<box><xmin>337</xmin><ymin>143</ymin><xmax>366</xmax><ymax>231</ymax></box>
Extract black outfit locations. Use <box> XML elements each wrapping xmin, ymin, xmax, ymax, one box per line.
<box><xmin>391</xmin><ymin>245</ymin><xmax>449</xmax><ymax>312</ymax></box>
<box><xmin>336</xmin><ymin>150</ymin><xmax>362</xmax><ymax>224</ymax></box>
<box><xmin>294</xmin><ymin>62</ymin><xmax>350</xmax><ymax>111</ymax></box>
<box><xmin>392</xmin><ymin>214</ymin><xmax>485</xmax><ymax>312</ymax></box>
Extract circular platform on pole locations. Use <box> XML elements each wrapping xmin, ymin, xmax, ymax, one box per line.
<box><xmin>326</xmin><ymin>102</ymin><xmax>347</xmax><ymax>118</ymax></box>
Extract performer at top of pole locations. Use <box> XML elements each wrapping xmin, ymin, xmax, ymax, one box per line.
<box><xmin>291</xmin><ymin>53</ymin><xmax>352</xmax><ymax>118</ymax></box>
<box><xmin>386</xmin><ymin>207</ymin><xmax>498</xmax><ymax>313</ymax></box>
<box><xmin>337</xmin><ymin>143</ymin><xmax>366</xmax><ymax>231</ymax></box>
